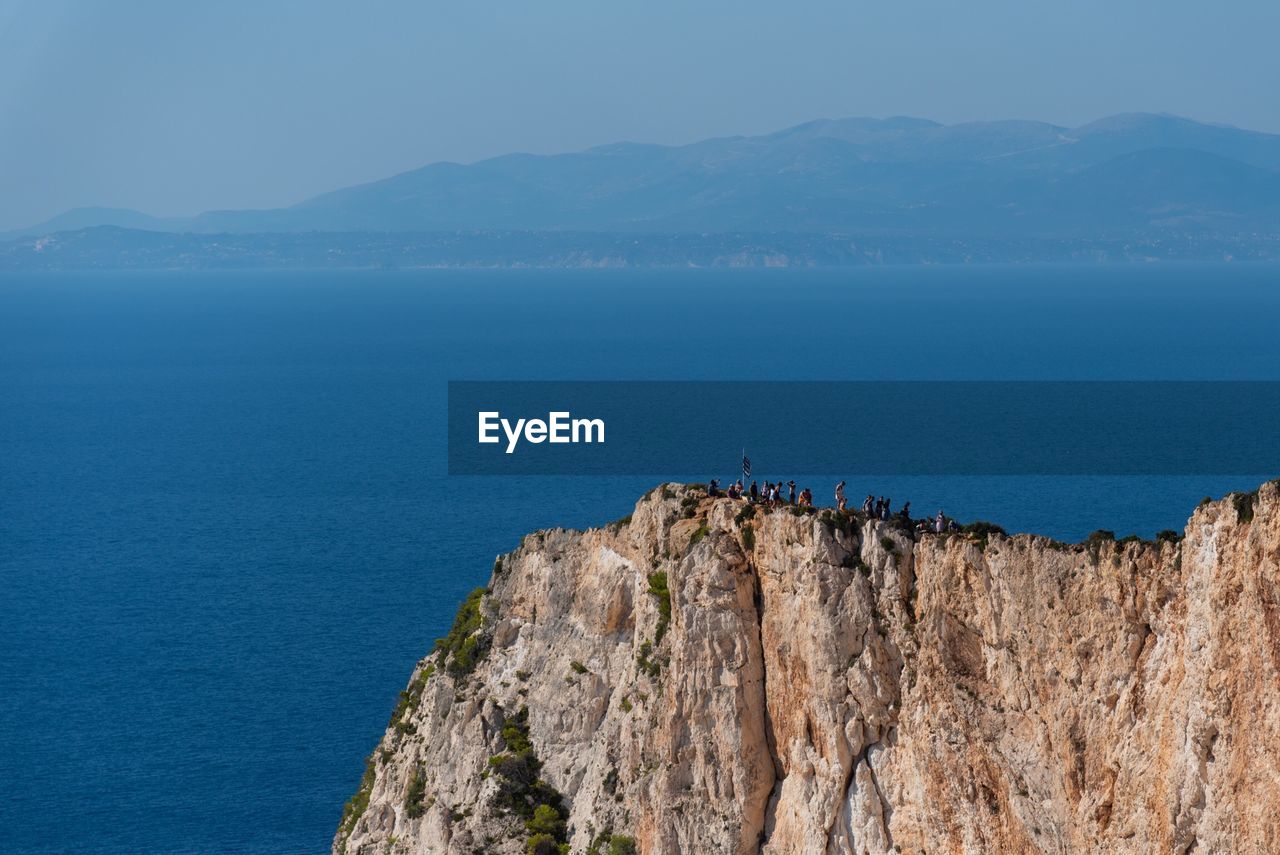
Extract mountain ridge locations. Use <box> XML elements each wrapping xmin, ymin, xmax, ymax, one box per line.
<box><xmin>10</xmin><ymin>112</ymin><xmax>1280</xmax><ymax>242</ymax></box>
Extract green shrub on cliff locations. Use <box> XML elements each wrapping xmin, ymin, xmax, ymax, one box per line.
<box><xmin>680</xmin><ymin>495</ymin><xmax>700</xmax><ymax>518</ymax></box>
<box><xmin>488</xmin><ymin>706</ymin><xmax>567</xmax><ymax>848</ymax></box>
<box><xmin>587</xmin><ymin>830</ymin><xmax>637</xmax><ymax>855</ymax></box>
<box><xmin>646</xmin><ymin>571</ymin><xmax>671</xmax><ymax>643</ymax></box>
<box><xmin>390</xmin><ymin>662</ymin><xmax>435</xmax><ymax>734</ymax></box>
<box><xmin>404</xmin><ymin>766</ymin><xmax>427</xmax><ymax>818</ymax></box>
<box><xmin>962</xmin><ymin>521</ymin><xmax>1006</xmax><ymax>542</ymax></box>
<box><xmin>525</xmin><ymin>833</ymin><xmax>567</xmax><ymax>855</ymax></box>
<box><xmin>434</xmin><ymin>587</ymin><xmax>491</xmax><ymax>677</ymax></box>
<box><xmin>608</xmin><ymin>836</ymin><xmax>638</xmax><ymax>855</ymax></box>
<box><xmin>338</xmin><ymin>754</ymin><xmax>377</xmax><ymax>839</ymax></box>
<box><xmin>636</xmin><ymin>640</ymin><xmax>663</xmax><ymax>678</ymax></box>
<box><xmin>525</xmin><ymin>804</ymin><xmax>566</xmax><ymax>841</ymax></box>
<box><xmin>819</xmin><ymin>509</ymin><xmax>854</xmax><ymax>536</ymax></box>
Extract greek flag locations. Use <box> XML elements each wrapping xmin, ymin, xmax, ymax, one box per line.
<box><xmin>742</xmin><ymin>453</ymin><xmax>751</xmax><ymax>480</ymax></box>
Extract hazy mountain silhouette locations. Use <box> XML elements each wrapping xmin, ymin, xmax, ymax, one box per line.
<box><xmin>10</xmin><ymin>113</ymin><xmax>1280</xmax><ymax>240</ymax></box>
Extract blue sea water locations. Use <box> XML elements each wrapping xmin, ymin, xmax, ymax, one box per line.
<box><xmin>1</xmin><ymin>265</ymin><xmax>1278</xmax><ymax>854</ymax></box>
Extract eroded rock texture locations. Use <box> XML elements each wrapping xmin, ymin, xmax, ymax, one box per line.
<box><xmin>335</xmin><ymin>481</ymin><xmax>1280</xmax><ymax>854</ymax></box>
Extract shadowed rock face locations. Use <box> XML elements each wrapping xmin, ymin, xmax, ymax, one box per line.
<box><xmin>335</xmin><ymin>481</ymin><xmax>1280</xmax><ymax>855</ymax></box>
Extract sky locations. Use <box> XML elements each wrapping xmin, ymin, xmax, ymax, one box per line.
<box><xmin>1</xmin><ymin>0</ymin><xmax>1278</xmax><ymax>230</ymax></box>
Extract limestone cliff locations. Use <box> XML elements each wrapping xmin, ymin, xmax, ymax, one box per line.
<box><xmin>334</xmin><ymin>480</ymin><xmax>1280</xmax><ymax>855</ymax></box>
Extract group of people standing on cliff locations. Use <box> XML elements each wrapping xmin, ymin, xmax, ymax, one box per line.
<box><xmin>711</xmin><ymin>478</ymin><xmax>812</xmax><ymax>507</ymax></box>
<box><xmin>860</xmin><ymin>492</ymin><xmax>908</xmax><ymax>522</ymax></box>
<box><xmin>708</xmin><ymin>477</ymin><xmax>944</xmax><ymax>529</ymax></box>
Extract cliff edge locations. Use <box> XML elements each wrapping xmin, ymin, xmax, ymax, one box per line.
<box><xmin>335</xmin><ymin>480</ymin><xmax>1280</xmax><ymax>854</ymax></box>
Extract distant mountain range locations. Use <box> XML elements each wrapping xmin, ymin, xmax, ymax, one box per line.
<box><xmin>6</xmin><ymin>113</ymin><xmax>1280</xmax><ymax>268</ymax></box>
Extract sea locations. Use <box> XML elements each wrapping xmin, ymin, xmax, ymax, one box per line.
<box><xmin>2</xmin><ymin>264</ymin><xmax>1278</xmax><ymax>854</ymax></box>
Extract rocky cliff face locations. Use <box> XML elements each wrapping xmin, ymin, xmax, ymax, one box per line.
<box><xmin>335</xmin><ymin>480</ymin><xmax>1280</xmax><ymax>855</ymax></box>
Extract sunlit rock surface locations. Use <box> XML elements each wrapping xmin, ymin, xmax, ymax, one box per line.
<box><xmin>335</xmin><ymin>480</ymin><xmax>1280</xmax><ymax>854</ymax></box>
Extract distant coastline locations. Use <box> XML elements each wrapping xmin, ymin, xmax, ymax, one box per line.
<box><xmin>3</xmin><ymin>226</ymin><xmax>1278</xmax><ymax>271</ymax></box>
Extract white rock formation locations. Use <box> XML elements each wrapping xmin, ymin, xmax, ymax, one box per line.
<box><xmin>335</xmin><ymin>480</ymin><xmax>1280</xmax><ymax>855</ymax></box>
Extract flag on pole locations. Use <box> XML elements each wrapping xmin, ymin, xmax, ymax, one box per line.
<box><xmin>742</xmin><ymin>452</ymin><xmax>751</xmax><ymax>481</ymax></box>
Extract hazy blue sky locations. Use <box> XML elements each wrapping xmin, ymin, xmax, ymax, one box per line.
<box><xmin>1</xmin><ymin>0</ymin><xmax>1277</xmax><ymax>229</ymax></box>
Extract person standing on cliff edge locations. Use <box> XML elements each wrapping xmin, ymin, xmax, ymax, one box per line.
<box><xmin>835</xmin><ymin>480</ymin><xmax>847</xmax><ymax>511</ymax></box>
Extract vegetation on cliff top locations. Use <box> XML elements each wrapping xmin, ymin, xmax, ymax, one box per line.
<box><xmin>337</xmin><ymin>755</ymin><xmax>377</xmax><ymax>848</ymax></box>
<box><xmin>389</xmin><ymin>662</ymin><xmax>435</xmax><ymax>736</ymax></box>
<box><xmin>435</xmin><ymin>587</ymin><xmax>491</xmax><ymax>678</ymax></box>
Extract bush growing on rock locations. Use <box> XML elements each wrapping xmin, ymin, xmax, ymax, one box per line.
<box><xmin>338</xmin><ymin>756</ymin><xmax>377</xmax><ymax>839</ymax></box>
<box><xmin>608</xmin><ymin>836</ymin><xmax>637</xmax><ymax>855</ymax></box>
<box><xmin>525</xmin><ymin>804</ymin><xmax>566</xmax><ymax>841</ymax></box>
<box><xmin>485</xmin><ymin>706</ymin><xmax>571</xmax><ymax>852</ymax></box>
<box><xmin>435</xmin><ymin>588</ymin><xmax>491</xmax><ymax>677</ymax></box>
<box><xmin>646</xmin><ymin>572</ymin><xmax>671</xmax><ymax>643</ymax></box>
<box><xmin>961</xmin><ymin>521</ymin><xmax>1006</xmax><ymax>540</ymax></box>
<box><xmin>525</xmin><ymin>833</ymin><xmax>565</xmax><ymax>855</ymax></box>
<box><xmin>404</xmin><ymin>767</ymin><xmax>427</xmax><ymax>818</ymax></box>
<box><xmin>587</xmin><ymin>831</ymin><xmax>637</xmax><ymax>855</ymax></box>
